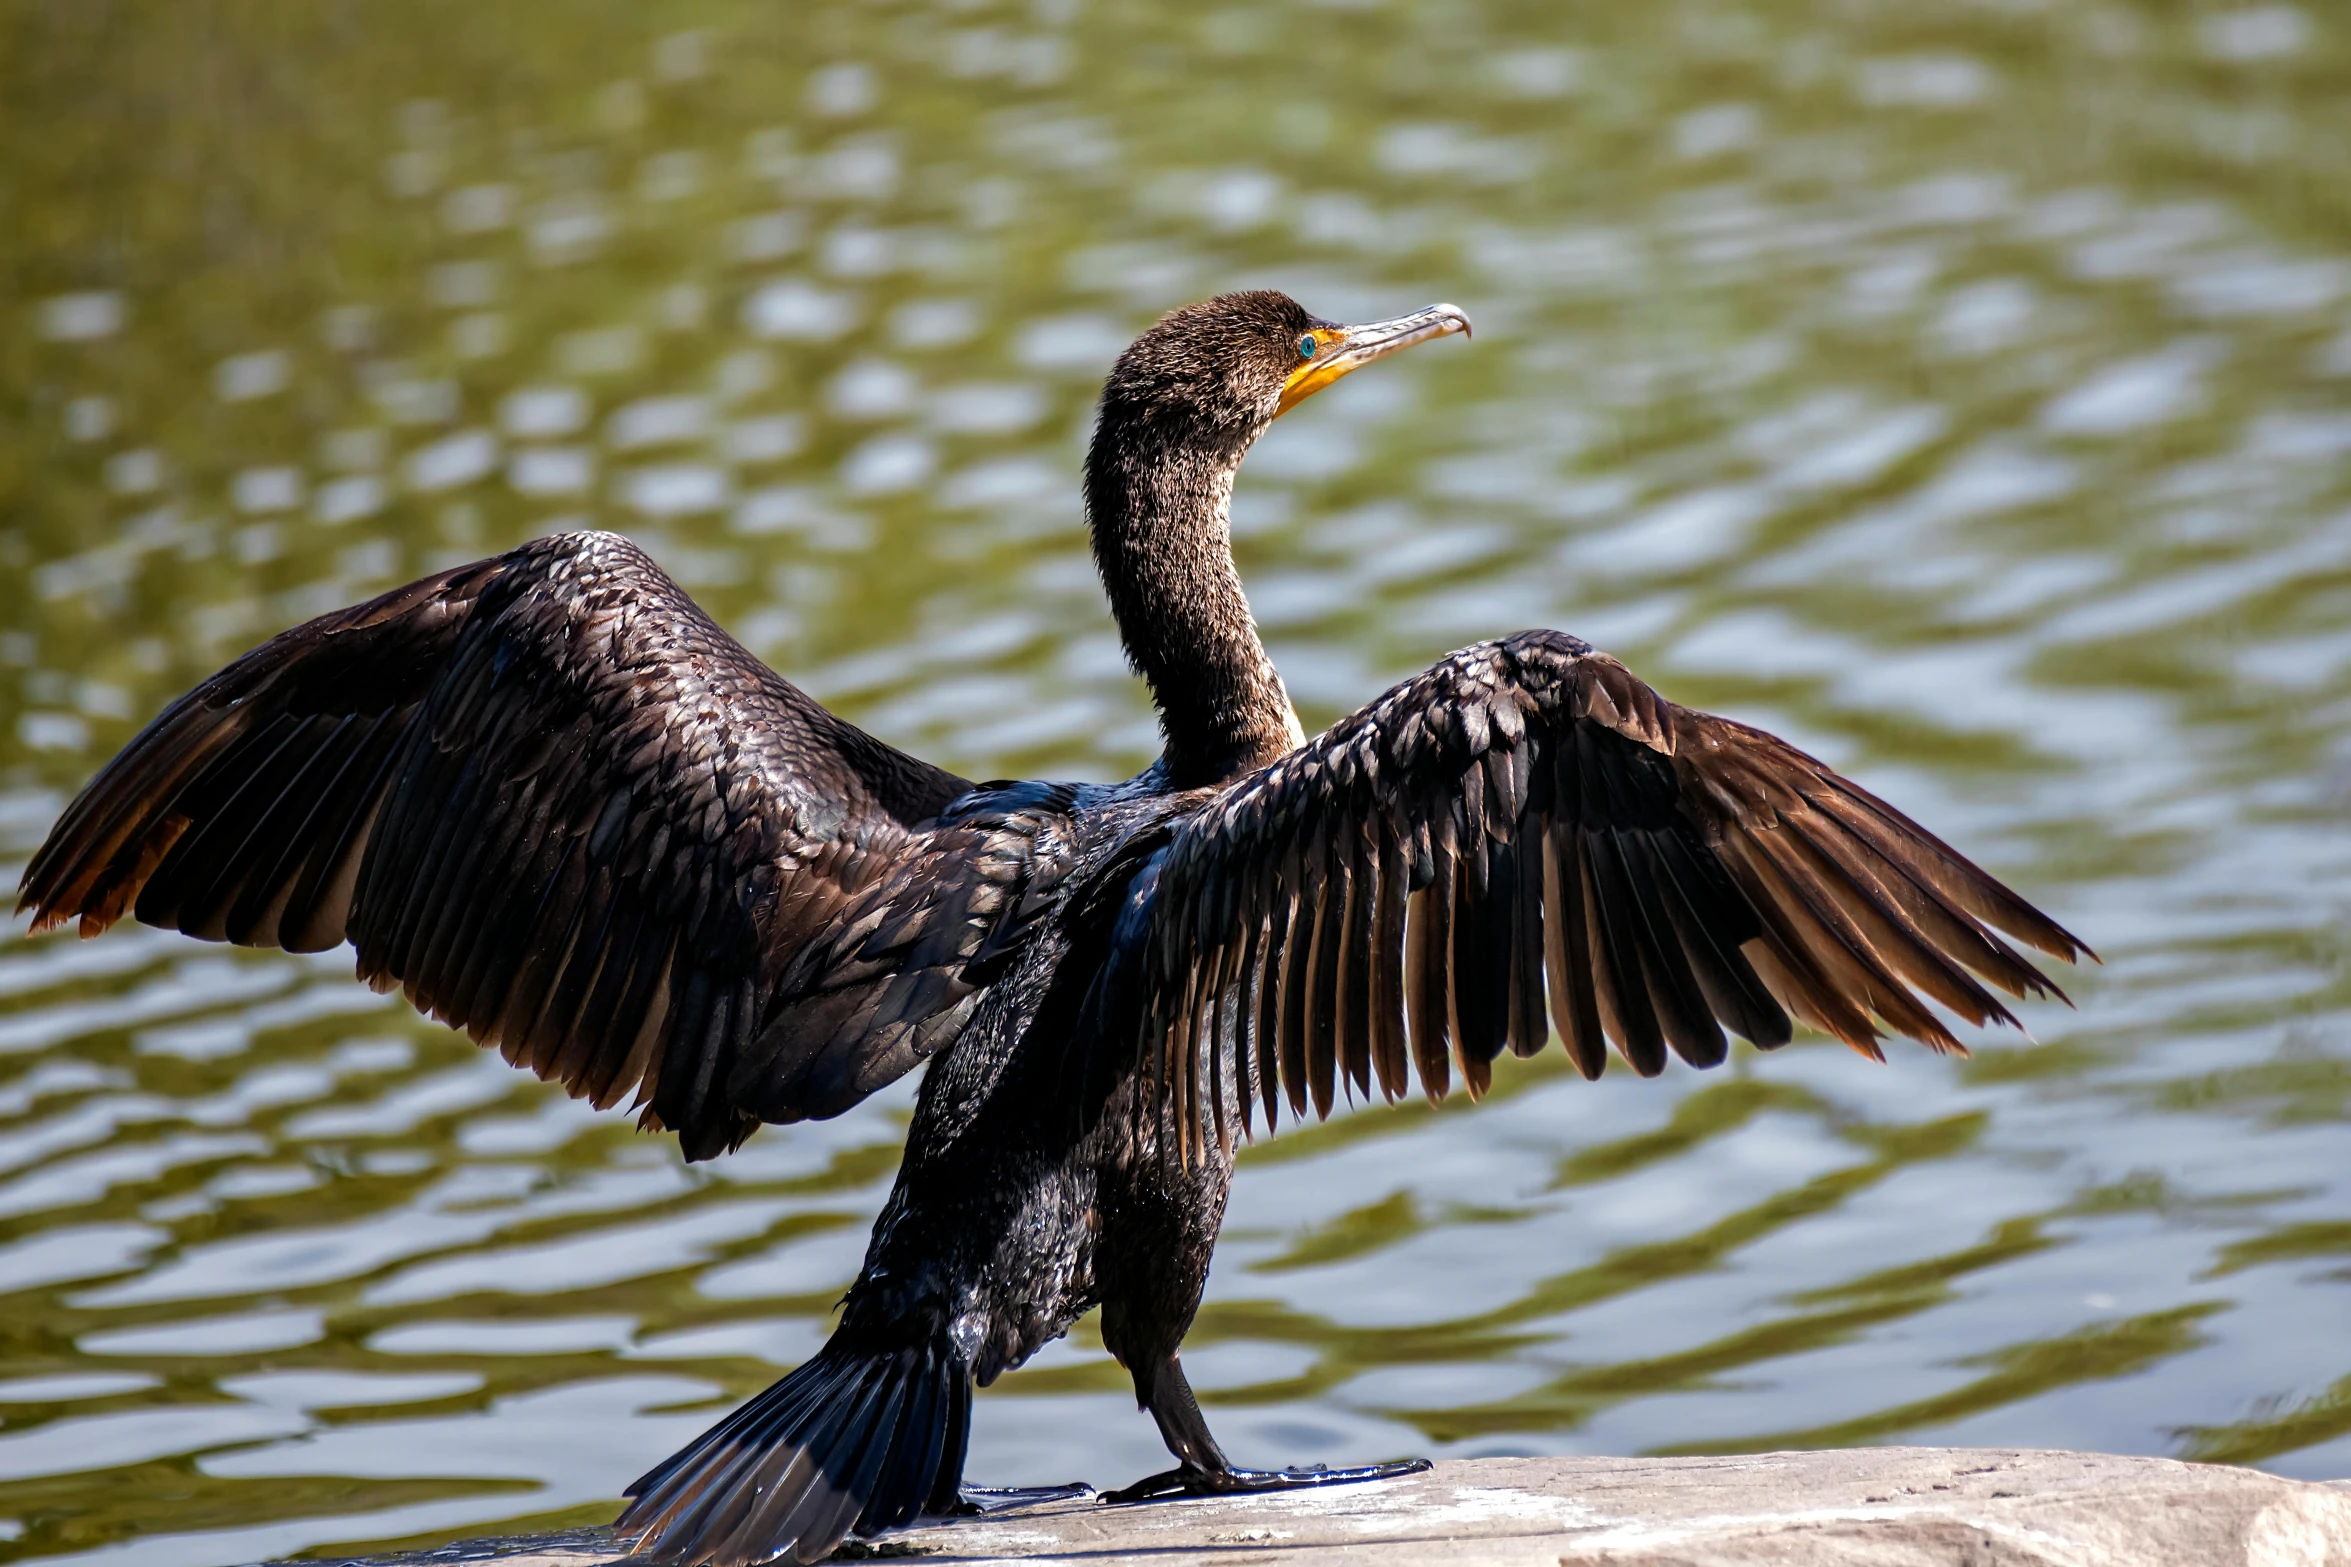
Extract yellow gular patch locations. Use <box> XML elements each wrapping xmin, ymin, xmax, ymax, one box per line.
<box><xmin>1276</xmin><ymin>331</ymin><xmax>1357</xmax><ymax>416</ymax></box>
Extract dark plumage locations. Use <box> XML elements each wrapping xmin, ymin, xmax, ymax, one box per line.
<box><xmin>17</xmin><ymin>290</ymin><xmax>2089</xmax><ymax>1566</ymax></box>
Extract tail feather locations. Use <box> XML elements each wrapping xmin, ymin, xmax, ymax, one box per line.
<box><xmin>923</xmin><ymin>1354</ymin><xmax>973</xmax><ymax>1516</ymax></box>
<box><xmin>744</xmin><ymin>1358</ymin><xmax>891</xmax><ymax>1560</ymax></box>
<box><xmin>891</xmin><ymin>1361</ymin><xmax>951</xmax><ymax>1527</ymax></box>
<box><xmin>779</xmin><ymin>1362</ymin><xmax>908</xmax><ymax>1555</ymax></box>
<box><xmin>619</xmin><ymin>1339</ymin><xmax>968</xmax><ymax>1567</ymax></box>
<box><xmin>627</xmin><ymin>1365</ymin><xmax>836</xmax><ymax>1549</ymax></box>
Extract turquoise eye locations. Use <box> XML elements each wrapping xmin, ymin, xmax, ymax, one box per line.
<box><xmin>1298</xmin><ymin>334</ymin><xmax>1318</xmax><ymax>359</ymax></box>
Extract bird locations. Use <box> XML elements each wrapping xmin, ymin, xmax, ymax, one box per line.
<box><xmin>18</xmin><ymin>291</ymin><xmax>2089</xmax><ymax>1567</ymax></box>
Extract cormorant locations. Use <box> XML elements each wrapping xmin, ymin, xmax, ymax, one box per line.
<box><xmin>17</xmin><ymin>292</ymin><xmax>2088</xmax><ymax>1566</ymax></box>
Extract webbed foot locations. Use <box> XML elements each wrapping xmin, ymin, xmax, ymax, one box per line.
<box><xmin>1101</xmin><ymin>1456</ymin><xmax>1430</xmax><ymax>1504</ymax></box>
<box><xmin>940</xmin><ymin>1481</ymin><xmax>1096</xmax><ymax>1516</ymax></box>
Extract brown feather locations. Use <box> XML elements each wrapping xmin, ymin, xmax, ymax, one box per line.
<box><xmin>1232</xmin><ymin>912</ymin><xmax>1264</xmax><ymax>1138</ymax></box>
<box><xmin>1205</xmin><ymin>934</ymin><xmax>1238</xmax><ymax>1152</ymax></box>
<box><xmin>1368</xmin><ymin>817</ymin><xmax>1411</xmax><ymax>1101</ymax></box>
<box><xmin>1613</xmin><ymin>831</ymin><xmax>1728</xmax><ymax>1068</ymax></box>
<box><xmin>1166</xmin><ymin>947</ymin><xmax>1201</xmax><ymax>1167</ymax></box>
<box><xmin>1776</xmin><ymin>814</ymin><xmax>2020</xmax><ymax>1027</ymax></box>
<box><xmin>1581</xmin><ymin>827</ymin><xmax>1668</xmax><ymax>1076</ymax></box>
<box><xmin>1541</xmin><ymin>822</ymin><xmax>1608</xmax><ymax>1080</ymax></box>
<box><xmin>1808</xmin><ymin>780</ymin><xmax>2087</xmax><ymax>961</ymax></box>
<box><xmin>1255</xmin><ymin>886</ymin><xmax>1291</xmax><ymax>1131</ymax></box>
<box><xmin>596</xmin><ymin>936</ymin><xmax>678</xmax><ymax>1110</ymax></box>
<box><xmin>1448</xmin><ymin>839</ymin><xmax>1493</xmax><ymax>1101</ymax></box>
<box><xmin>1275</xmin><ymin>845</ymin><xmax>1315</xmax><ymax>1120</ymax></box>
<box><xmin>1404</xmin><ymin>837</ymin><xmax>1453</xmax><ymax>1104</ymax></box>
<box><xmin>1506</xmin><ymin>784</ymin><xmax>1548</xmax><ymax>1059</ymax></box>
<box><xmin>1336</xmin><ymin>821</ymin><xmax>1375</xmax><ymax>1102</ymax></box>
<box><xmin>1718</xmin><ymin>830</ymin><xmax>1954</xmax><ymax>1053</ymax></box>
<box><xmin>1646</xmin><ymin>828</ymin><xmax>1790</xmax><ymax>1048</ymax></box>
<box><xmin>1122</xmin><ymin>630</ymin><xmax>2081</xmax><ymax>1152</ymax></box>
<box><xmin>282</xmin><ymin>718</ymin><xmax>408</xmax><ymax>952</ymax></box>
<box><xmin>1303</xmin><ymin>826</ymin><xmax>1344</xmax><ymax>1120</ymax></box>
<box><xmin>1795</xmin><ymin>798</ymin><xmax>2070</xmax><ymax>997</ymax></box>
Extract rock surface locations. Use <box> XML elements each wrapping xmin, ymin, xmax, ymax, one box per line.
<box><xmin>340</xmin><ymin>1449</ymin><xmax>2351</xmax><ymax>1566</ymax></box>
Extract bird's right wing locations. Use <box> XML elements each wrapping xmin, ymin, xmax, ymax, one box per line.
<box><xmin>18</xmin><ymin>532</ymin><xmax>1050</xmax><ymax>1158</ymax></box>
<box><xmin>1134</xmin><ymin>631</ymin><xmax>2088</xmax><ymax>1153</ymax></box>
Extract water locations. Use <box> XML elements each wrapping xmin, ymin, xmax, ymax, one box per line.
<box><xmin>5</xmin><ymin>1</ymin><xmax>2351</xmax><ymax>1560</ymax></box>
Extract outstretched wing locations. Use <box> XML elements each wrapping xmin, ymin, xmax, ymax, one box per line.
<box><xmin>17</xmin><ymin>531</ymin><xmax>1049</xmax><ymax>1158</ymax></box>
<box><xmin>1138</xmin><ymin>630</ymin><xmax>2088</xmax><ymax>1151</ymax></box>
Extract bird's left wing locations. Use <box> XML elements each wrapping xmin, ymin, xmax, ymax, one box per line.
<box><xmin>16</xmin><ymin>533</ymin><xmax>1052</xmax><ymax>1158</ymax></box>
<box><xmin>1135</xmin><ymin>631</ymin><xmax>2087</xmax><ymax>1154</ymax></box>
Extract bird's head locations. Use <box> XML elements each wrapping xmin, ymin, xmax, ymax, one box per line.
<box><xmin>1098</xmin><ymin>290</ymin><xmax>1472</xmax><ymax>447</ymax></box>
<box><xmin>1083</xmin><ymin>291</ymin><xmax>1471</xmax><ymax>783</ymax></box>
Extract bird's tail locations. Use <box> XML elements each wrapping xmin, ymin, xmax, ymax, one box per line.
<box><xmin>616</xmin><ymin>1337</ymin><xmax>970</xmax><ymax>1567</ymax></box>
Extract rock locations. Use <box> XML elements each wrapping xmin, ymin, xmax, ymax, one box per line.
<box><xmin>336</xmin><ymin>1449</ymin><xmax>2351</xmax><ymax>1567</ymax></box>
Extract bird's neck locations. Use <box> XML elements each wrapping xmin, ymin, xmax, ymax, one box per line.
<box><xmin>1085</xmin><ymin>414</ymin><xmax>1302</xmax><ymax>790</ymax></box>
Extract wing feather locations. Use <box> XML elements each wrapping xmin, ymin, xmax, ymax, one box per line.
<box><xmin>1253</xmin><ymin>882</ymin><xmax>1287</xmax><ymax>1131</ymax></box>
<box><xmin>1367</xmin><ymin>817</ymin><xmax>1411</xmax><ymax>1100</ymax></box>
<box><xmin>1505</xmin><ymin>797</ymin><xmax>1548</xmax><ymax>1061</ymax></box>
<box><xmin>1405</xmin><ymin>823</ymin><xmax>1454</xmax><ymax>1104</ymax></box>
<box><xmin>1276</xmin><ymin>843</ymin><xmax>1315</xmax><ymax>1121</ymax></box>
<box><xmin>1138</xmin><ymin>630</ymin><xmax>2088</xmax><ymax>1151</ymax></box>
<box><xmin>1540</xmin><ymin>821</ymin><xmax>1608</xmax><ymax>1080</ymax></box>
<box><xmin>17</xmin><ymin>532</ymin><xmax>1064</xmax><ymax>1160</ymax></box>
<box><xmin>1337</xmin><ymin>822</ymin><xmax>1376</xmax><ymax>1099</ymax></box>
<box><xmin>1302</xmin><ymin>822</ymin><xmax>1342</xmax><ymax>1120</ymax></box>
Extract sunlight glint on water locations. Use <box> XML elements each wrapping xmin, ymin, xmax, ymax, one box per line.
<box><xmin>4</xmin><ymin>2</ymin><xmax>2351</xmax><ymax>1561</ymax></box>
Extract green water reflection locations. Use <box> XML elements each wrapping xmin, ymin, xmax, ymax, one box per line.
<box><xmin>5</xmin><ymin>0</ymin><xmax>2351</xmax><ymax>1561</ymax></box>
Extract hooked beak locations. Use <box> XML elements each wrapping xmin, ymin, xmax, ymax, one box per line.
<box><xmin>1277</xmin><ymin>302</ymin><xmax>1472</xmax><ymax>417</ymax></box>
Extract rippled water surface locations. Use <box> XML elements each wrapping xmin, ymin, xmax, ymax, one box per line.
<box><xmin>7</xmin><ymin>1</ymin><xmax>2351</xmax><ymax>1560</ymax></box>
